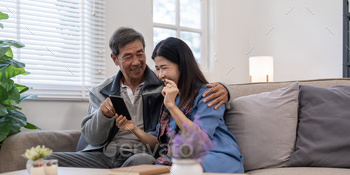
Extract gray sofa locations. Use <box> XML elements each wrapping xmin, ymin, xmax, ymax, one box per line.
<box><xmin>0</xmin><ymin>78</ymin><xmax>349</xmax><ymax>174</ymax></box>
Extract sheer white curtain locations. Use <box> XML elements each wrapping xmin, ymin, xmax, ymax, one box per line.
<box><xmin>0</xmin><ymin>0</ymin><xmax>106</xmax><ymax>100</ymax></box>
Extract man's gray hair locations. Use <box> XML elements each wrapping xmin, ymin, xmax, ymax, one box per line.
<box><xmin>109</xmin><ymin>27</ymin><xmax>145</xmax><ymax>57</ymax></box>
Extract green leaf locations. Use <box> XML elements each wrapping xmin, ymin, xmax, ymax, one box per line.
<box><xmin>2</xmin><ymin>40</ymin><xmax>25</xmax><ymax>48</ymax></box>
<box><xmin>4</xmin><ymin>104</ymin><xmax>21</xmax><ymax>110</ymax></box>
<box><xmin>0</xmin><ymin>123</ymin><xmax>10</xmax><ymax>143</ymax></box>
<box><xmin>0</xmin><ymin>12</ymin><xmax>9</xmax><ymax>20</ymax></box>
<box><xmin>0</xmin><ymin>78</ymin><xmax>14</xmax><ymax>91</ymax></box>
<box><xmin>0</xmin><ymin>104</ymin><xmax>8</xmax><ymax>116</ymax></box>
<box><xmin>2</xmin><ymin>99</ymin><xmax>14</xmax><ymax>107</ymax></box>
<box><xmin>16</xmin><ymin>94</ymin><xmax>37</xmax><ymax>104</ymax></box>
<box><xmin>5</xmin><ymin>47</ymin><xmax>13</xmax><ymax>58</ymax></box>
<box><xmin>0</xmin><ymin>23</ymin><xmax>3</xmax><ymax>29</ymax></box>
<box><xmin>0</xmin><ymin>116</ymin><xmax>23</xmax><ymax>136</ymax></box>
<box><xmin>0</xmin><ymin>65</ymin><xmax>26</xmax><ymax>79</ymax></box>
<box><xmin>0</xmin><ymin>63</ymin><xmax>10</xmax><ymax>71</ymax></box>
<box><xmin>0</xmin><ymin>85</ymin><xmax>8</xmax><ymax>102</ymax></box>
<box><xmin>8</xmin><ymin>85</ymin><xmax>20</xmax><ymax>101</ymax></box>
<box><xmin>1</xmin><ymin>58</ymin><xmax>25</xmax><ymax>68</ymax></box>
<box><xmin>24</xmin><ymin>122</ymin><xmax>40</xmax><ymax>130</ymax></box>
<box><xmin>0</xmin><ymin>44</ymin><xmax>9</xmax><ymax>57</ymax></box>
<box><xmin>8</xmin><ymin>110</ymin><xmax>27</xmax><ymax>124</ymax></box>
<box><xmin>15</xmin><ymin>84</ymin><xmax>29</xmax><ymax>94</ymax></box>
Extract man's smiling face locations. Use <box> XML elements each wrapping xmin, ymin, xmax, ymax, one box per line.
<box><xmin>111</xmin><ymin>40</ymin><xmax>146</xmax><ymax>84</ymax></box>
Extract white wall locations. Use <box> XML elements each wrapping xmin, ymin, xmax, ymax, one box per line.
<box><xmin>204</xmin><ymin>0</ymin><xmax>251</xmax><ymax>84</ymax></box>
<box><xmin>205</xmin><ymin>0</ymin><xmax>342</xmax><ymax>84</ymax></box>
<box><xmin>22</xmin><ymin>0</ymin><xmax>343</xmax><ymax>130</ymax></box>
<box><xmin>248</xmin><ymin>0</ymin><xmax>342</xmax><ymax>82</ymax></box>
<box><xmin>20</xmin><ymin>100</ymin><xmax>89</xmax><ymax>130</ymax></box>
<box><xmin>104</xmin><ymin>0</ymin><xmax>154</xmax><ymax>77</ymax></box>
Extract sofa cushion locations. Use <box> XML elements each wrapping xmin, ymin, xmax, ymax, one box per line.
<box><xmin>287</xmin><ymin>85</ymin><xmax>350</xmax><ymax>167</ymax></box>
<box><xmin>225</xmin><ymin>82</ymin><xmax>299</xmax><ymax>171</ymax></box>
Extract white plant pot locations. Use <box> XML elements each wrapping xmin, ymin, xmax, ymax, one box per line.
<box><xmin>170</xmin><ymin>159</ymin><xmax>203</xmax><ymax>175</ymax></box>
<box><xmin>26</xmin><ymin>159</ymin><xmax>45</xmax><ymax>175</ymax></box>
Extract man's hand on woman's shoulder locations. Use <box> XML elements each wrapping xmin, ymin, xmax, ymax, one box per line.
<box><xmin>202</xmin><ymin>82</ymin><xmax>229</xmax><ymax>109</ymax></box>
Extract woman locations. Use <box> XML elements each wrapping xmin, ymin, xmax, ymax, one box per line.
<box><xmin>115</xmin><ymin>37</ymin><xmax>244</xmax><ymax>173</ymax></box>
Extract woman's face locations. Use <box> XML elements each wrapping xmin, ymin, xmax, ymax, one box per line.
<box><xmin>154</xmin><ymin>56</ymin><xmax>180</xmax><ymax>86</ymax></box>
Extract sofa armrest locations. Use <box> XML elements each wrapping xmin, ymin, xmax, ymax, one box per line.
<box><xmin>0</xmin><ymin>130</ymin><xmax>81</xmax><ymax>173</ymax></box>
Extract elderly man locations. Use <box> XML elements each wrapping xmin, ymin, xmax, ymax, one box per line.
<box><xmin>46</xmin><ymin>27</ymin><xmax>230</xmax><ymax>168</ymax></box>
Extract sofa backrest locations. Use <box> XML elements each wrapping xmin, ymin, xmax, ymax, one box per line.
<box><xmin>0</xmin><ymin>130</ymin><xmax>81</xmax><ymax>173</ymax></box>
<box><xmin>227</xmin><ymin>78</ymin><xmax>350</xmax><ymax>99</ymax></box>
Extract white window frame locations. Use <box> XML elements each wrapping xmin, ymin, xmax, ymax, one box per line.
<box><xmin>153</xmin><ymin>0</ymin><xmax>209</xmax><ymax>72</ymax></box>
<box><xmin>0</xmin><ymin>0</ymin><xmax>106</xmax><ymax>101</ymax></box>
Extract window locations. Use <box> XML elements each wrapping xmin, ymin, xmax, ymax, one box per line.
<box><xmin>153</xmin><ymin>0</ymin><xmax>209</xmax><ymax>70</ymax></box>
<box><xmin>0</xmin><ymin>0</ymin><xmax>106</xmax><ymax>99</ymax></box>
<box><xmin>344</xmin><ymin>0</ymin><xmax>350</xmax><ymax>77</ymax></box>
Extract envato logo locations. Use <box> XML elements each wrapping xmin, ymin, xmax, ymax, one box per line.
<box><xmin>104</xmin><ymin>143</ymin><xmax>195</xmax><ymax>158</ymax></box>
<box><xmin>171</xmin><ymin>143</ymin><xmax>194</xmax><ymax>158</ymax></box>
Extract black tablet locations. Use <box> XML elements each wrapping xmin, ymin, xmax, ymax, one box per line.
<box><xmin>109</xmin><ymin>95</ymin><xmax>132</xmax><ymax>120</ymax></box>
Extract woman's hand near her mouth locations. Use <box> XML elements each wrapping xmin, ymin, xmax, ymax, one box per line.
<box><xmin>161</xmin><ymin>79</ymin><xmax>178</xmax><ymax>109</ymax></box>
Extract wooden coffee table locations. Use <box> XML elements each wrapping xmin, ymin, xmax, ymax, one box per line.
<box><xmin>0</xmin><ymin>167</ymin><xmax>245</xmax><ymax>175</ymax></box>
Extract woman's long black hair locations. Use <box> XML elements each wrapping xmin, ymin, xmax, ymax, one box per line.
<box><xmin>152</xmin><ymin>37</ymin><xmax>208</xmax><ymax>108</ymax></box>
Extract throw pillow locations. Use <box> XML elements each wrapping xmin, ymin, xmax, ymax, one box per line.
<box><xmin>287</xmin><ymin>85</ymin><xmax>350</xmax><ymax>167</ymax></box>
<box><xmin>225</xmin><ymin>82</ymin><xmax>299</xmax><ymax>171</ymax></box>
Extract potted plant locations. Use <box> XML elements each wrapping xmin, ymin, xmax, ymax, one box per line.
<box><xmin>0</xmin><ymin>11</ymin><xmax>38</xmax><ymax>147</ymax></box>
<box><xmin>23</xmin><ymin>145</ymin><xmax>53</xmax><ymax>175</ymax></box>
<box><xmin>168</xmin><ymin>115</ymin><xmax>216</xmax><ymax>175</ymax></box>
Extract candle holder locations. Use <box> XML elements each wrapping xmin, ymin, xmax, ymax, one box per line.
<box><xmin>45</xmin><ymin>159</ymin><xmax>58</xmax><ymax>175</ymax></box>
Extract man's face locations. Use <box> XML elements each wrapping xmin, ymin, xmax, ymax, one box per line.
<box><xmin>111</xmin><ymin>40</ymin><xmax>146</xmax><ymax>83</ymax></box>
